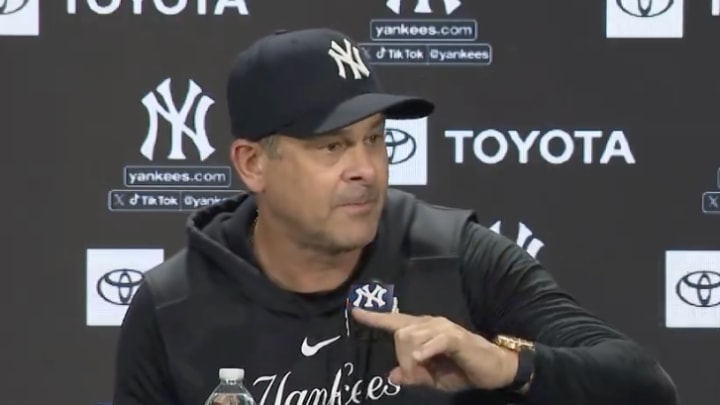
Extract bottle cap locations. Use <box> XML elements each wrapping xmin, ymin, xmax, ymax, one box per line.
<box><xmin>219</xmin><ymin>368</ymin><xmax>244</xmax><ymax>381</ymax></box>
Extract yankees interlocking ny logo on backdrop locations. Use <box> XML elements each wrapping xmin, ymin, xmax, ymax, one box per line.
<box><xmin>385</xmin><ymin>0</ymin><xmax>462</xmax><ymax>15</ymax></box>
<box><xmin>489</xmin><ymin>221</ymin><xmax>545</xmax><ymax>259</ymax></box>
<box><xmin>140</xmin><ymin>78</ymin><xmax>216</xmax><ymax>162</ymax></box>
<box><xmin>328</xmin><ymin>38</ymin><xmax>371</xmax><ymax>80</ymax></box>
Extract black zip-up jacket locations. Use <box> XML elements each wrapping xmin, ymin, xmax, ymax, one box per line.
<box><xmin>112</xmin><ymin>188</ymin><xmax>679</xmax><ymax>405</ymax></box>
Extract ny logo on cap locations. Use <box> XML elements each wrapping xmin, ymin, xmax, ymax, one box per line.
<box><xmin>328</xmin><ymin>38</ymin><xmax>370</xmax><ymax>80</ymax></box>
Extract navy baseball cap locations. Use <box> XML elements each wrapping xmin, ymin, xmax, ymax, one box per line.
<box><xmin>226</xmin><ymin>28</ymin><xmax>434</xmax><ymax>141</ymax></box>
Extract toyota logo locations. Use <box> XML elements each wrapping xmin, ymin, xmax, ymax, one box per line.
<box><xmin>97</xmin><ymin>269</ymin><xmax>146</xmax><ymax>305</ymax></box>
<box><xmin>676</xmin><ymin>270</ymin><xmax>720</xmax><ymax>308</ymax></box>
<box><xmin>0</xmin><ymin>0</ymin><xmax>30</xmax><ymax>15</ymax></box>
<box><xmin>616</xmin><ymin>0</ymin><xmax>674</xmax><ymax>17</ymax></box>
<box><xmin>385</xmin><ymin>128</ymin><xmax>416</xmax><ymax>164</ymax></box>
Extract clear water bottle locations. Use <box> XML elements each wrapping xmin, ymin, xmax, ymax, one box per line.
<box><xmin>203</xmin><ymin>368</ymin><xmax>256</xmax><ymax>405</ymax></box>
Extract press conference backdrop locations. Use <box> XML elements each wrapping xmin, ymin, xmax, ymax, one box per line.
<box><xmin>3</xmin><ymin>0</ymin><xmax>719</xmax><ymax>403</ymax></box>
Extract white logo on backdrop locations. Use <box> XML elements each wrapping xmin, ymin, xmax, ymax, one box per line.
<box><xmin>0</xmin><ymin>0</ymin><xmax>39</xmax><ymax>36</ymax></box>
<box><xmin>140</xmin><ymin>78</ymin><xmax>216</xmax><ymax>162</ymax></box>
<box><xmin>665</xmin><ymin>250</ymin><xmax>720</xmax><ymax>329</ymax></box>
<box><xmin>606</xmin><ymin>0</ymin><xmax>683</xmax><ymax>38</ymax></box>
<box><xmin>386</xmin><ymin>117</ymin><xmax>428</xmax><ymax>186</ymax></box>
<box><xmin>444</xmin><ymin>129</ymin><xmax>636</xmax><ymax>165</ymax></box>
<box><xmin>86</xmin><ymin>248</ymin><xmax>164</xmax><ymax>326</ymax></box>
<box><xmin>67</xmin><ymin>0</ymin><xmax>249</xmax><ymax>15</ymax></box>
<box><xmin>385</xmin><ymin>0</ymin><xmax>461</xmax><ymax>15</ymax></box>
<box><xmin>489</xmin><ymin>221</ymin><xmax>545</xmax><ymax>258</ymax></box>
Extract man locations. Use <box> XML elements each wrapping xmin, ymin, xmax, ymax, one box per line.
<box><xmin>112</xmin><ymin>28</ymin><xmax>679</xmax><ymax>405</ymax></box>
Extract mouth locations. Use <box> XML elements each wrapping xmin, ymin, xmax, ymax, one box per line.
<box><xmin>342</xmin><ymin>200</ymin><xmax>372</xmax><ymax>207</ymax></box>
<box><xmin>339</xmin><ymin>199</ymin><xmax>376</xmax><ymax>213</ymax></box>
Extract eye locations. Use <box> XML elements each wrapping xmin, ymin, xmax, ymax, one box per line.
<box><xmin>324</xmin><ymin>142</ymin><xmax>343</xmax><ymax>152</ymax></box>
<box><xmin>368</xmin><ymin>133</ymin><xmax>384</xmax><ymax>143</ymax></box>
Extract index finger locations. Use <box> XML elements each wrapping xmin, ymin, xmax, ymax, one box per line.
<box><xmin>351</xmin><ymin>308</ymin><xmax>419</xmax><ymax>332</ymax></box>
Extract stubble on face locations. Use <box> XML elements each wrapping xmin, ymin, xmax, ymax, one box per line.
<box><xmin>260</xmin><ymin>114</ymin><xmax>389</xmax><ymax>255</ymax></box>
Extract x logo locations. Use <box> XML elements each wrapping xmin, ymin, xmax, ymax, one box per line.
<box><xmin>708</xmin><ymin>195</ymin><xmax>719</xmax><ymax>209</ymax></box>
<box><xmin>113</xmin><ymin>193</ymin><xmax>125</xmax><ymax>207</ymax></box>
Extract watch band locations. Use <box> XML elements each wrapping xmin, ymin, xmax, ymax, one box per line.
<box><xmin>503</xmin><ymin>347</ymin><xmax>536</xmax><ymax>392</ymax></box>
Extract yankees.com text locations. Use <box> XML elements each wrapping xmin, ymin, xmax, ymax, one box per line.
<box><xmin>371</xmin><ymin>21</ymin><xmax>476</xmax><ymax>41</ymax></box>
<box><xmin>124</xmin><ymin>166</ymin><xmax>231</xmax><ymax>188</ymax></box>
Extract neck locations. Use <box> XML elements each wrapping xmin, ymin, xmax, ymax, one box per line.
<box><xmin>250</xmin><ymin>213</ymin><xmax>362</xmax><ymax>294</ymax></box>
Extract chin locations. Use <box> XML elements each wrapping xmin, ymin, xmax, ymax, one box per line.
<box><xmin>339</xmin><ymin>232</ymin><xmax>375</xmax><ymax>248</ymax></box>
<box><xmin>327</xmin><ymin>228</ymin><xmax>377</xmax><ymax>253</ymax></box>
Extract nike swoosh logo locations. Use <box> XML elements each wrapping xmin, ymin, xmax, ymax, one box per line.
<box><xmin>301</xmin><ymin>335</ymin><xmax>341</xmax><ymax>357</ymax></box>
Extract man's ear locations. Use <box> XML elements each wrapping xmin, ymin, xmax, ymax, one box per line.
<box><xmin>230</xmin><ymin>138</ymin><xmax>266</xmax><ymax>193</ymax></box>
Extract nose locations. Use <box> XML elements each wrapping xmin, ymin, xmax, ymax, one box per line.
<box><xmin>344</xmin><ymin>144</ymin><xmax>378</xmax><ymax>183</ymax></box>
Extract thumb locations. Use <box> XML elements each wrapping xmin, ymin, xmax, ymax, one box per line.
<box><xmin>388</xmin><ymin>366</ymin><xmax>434</xmax><ymax>387</ymax></box>
<box><xmin>388</xmin><ymin>367</ymin><xmax>404</xmax><ymax>385</ymax></box>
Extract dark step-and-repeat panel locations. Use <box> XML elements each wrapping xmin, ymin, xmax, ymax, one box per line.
<box><xmin>3</xmin><ymin>1</ymin><xmax>719</xmax><ymax>404</ymax></box>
